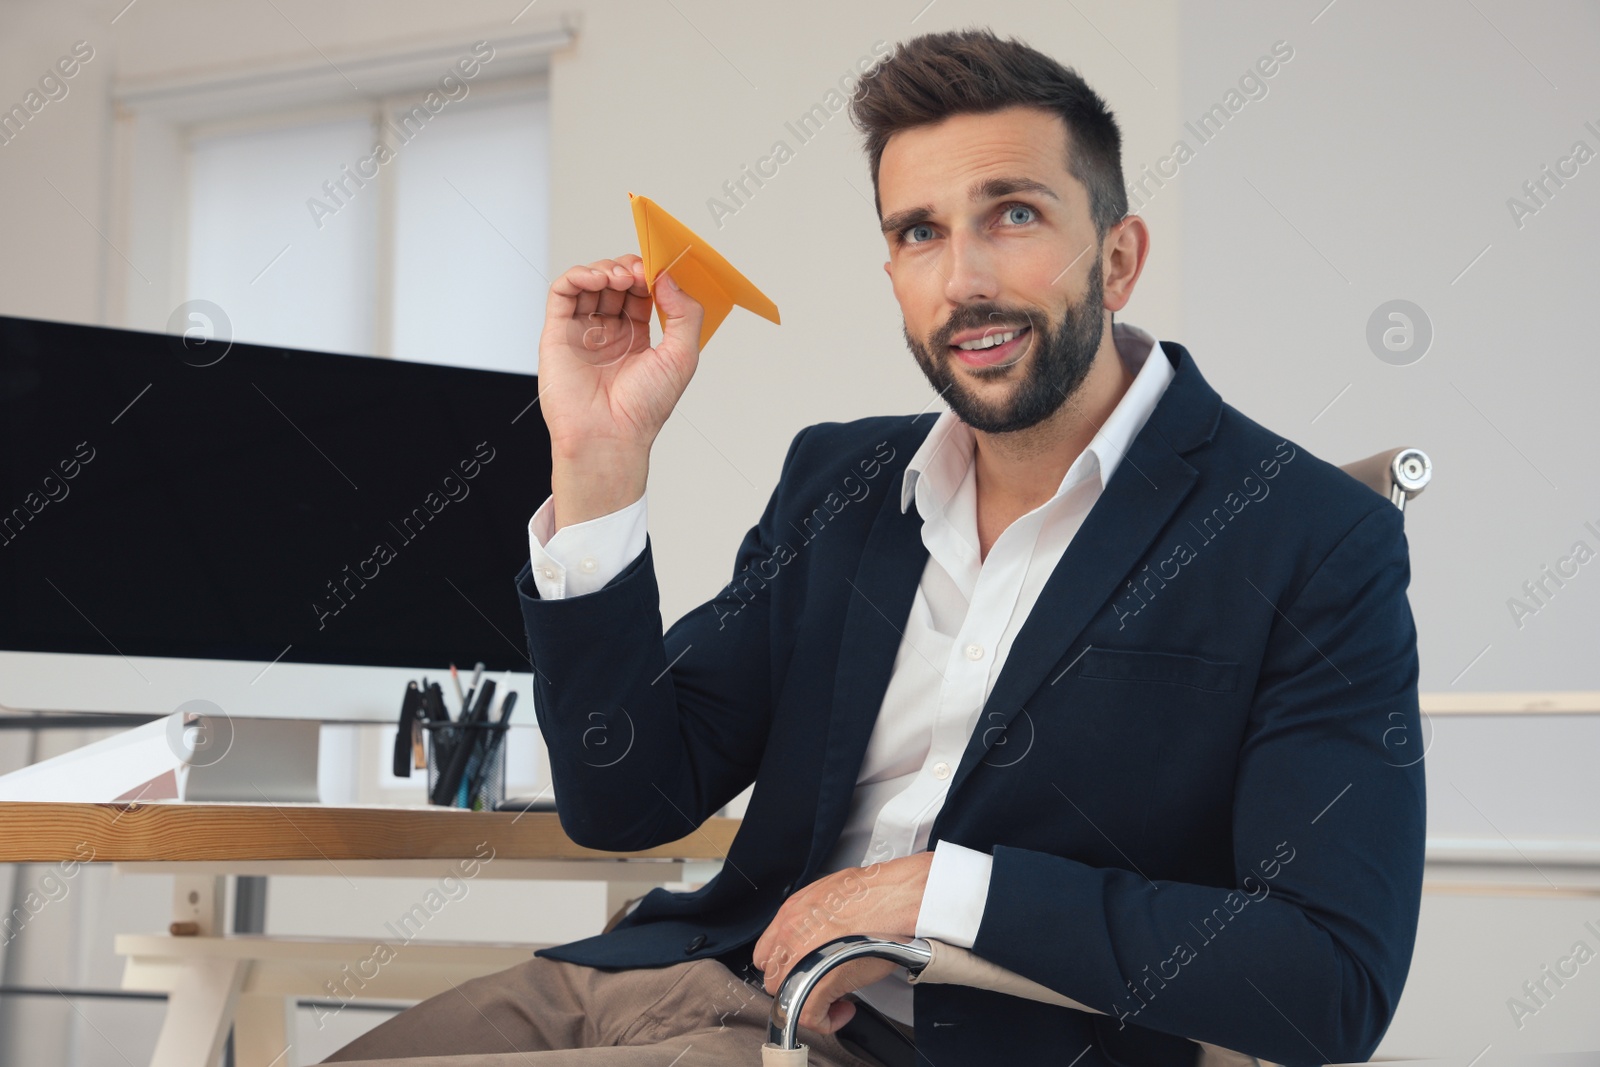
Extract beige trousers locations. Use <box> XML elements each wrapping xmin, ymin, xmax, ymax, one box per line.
<box><xmin>319</xmin><ymin>955</ymin><xmax>887</xmax><ymax>1067</ymax></box>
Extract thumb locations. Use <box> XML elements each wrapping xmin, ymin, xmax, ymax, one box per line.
<box><xmin>653</xmin><ymin>269</ymin><xmax>705</xmax><ymax>356</ymax></box>
<box><xmin>821</xmin><ymin>996</ymin><xmax>858</xmax><ymax>1034</ymax></box>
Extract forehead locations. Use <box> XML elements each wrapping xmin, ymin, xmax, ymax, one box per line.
<box><xmin>878</xmin><ymin>105</ymin><xmax>1077</xmax><ymax>211</ymax></box>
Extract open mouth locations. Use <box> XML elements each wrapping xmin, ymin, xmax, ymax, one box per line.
<box><xmin>951</xmin><ymin>326</ymin><xmax>1030</xmax><ymax>368</ymax></box>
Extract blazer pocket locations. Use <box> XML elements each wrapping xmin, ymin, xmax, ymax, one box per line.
<box><xmin>1077</xmin><ymin>647</ymin><xmax>1240</xmax><ymax>694</ymax></box>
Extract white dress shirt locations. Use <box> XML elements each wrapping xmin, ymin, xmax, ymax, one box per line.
<box><xmin>525</xmin><ymin>321</ymin><xmax>1175</xmax><ymax>1024</ymax></box>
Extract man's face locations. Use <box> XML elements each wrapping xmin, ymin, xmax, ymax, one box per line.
<box><xmin>878</xmin><ymin>106</ymin><xmax>1108</xmax><ymax>434</ymax></box>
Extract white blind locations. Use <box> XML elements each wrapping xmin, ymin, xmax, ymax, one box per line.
<box><xmin>391</xmin><ymin>92</ymin><xmax>549</xmax><ymax>374</ymax></box>
<box><xmin>184</xmin><ymin>87</ymin><xmax>549</xmax><ymax>372</ymax></box>
<box><xmin>186</xmin><ymin>116</ymin><xmax>379</xmax><ymax>355</ymax></box>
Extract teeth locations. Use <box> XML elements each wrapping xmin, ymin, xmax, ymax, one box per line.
<box><xmin>956</xmin><ymin>328</ymin><xmax>1024</xmax><ymax>351</ymax></box>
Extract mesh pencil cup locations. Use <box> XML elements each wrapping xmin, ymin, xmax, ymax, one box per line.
<box><xmin>422</xmin><ymin>719</ymin><xmax>508</xmax><ymax>810</ymax></box>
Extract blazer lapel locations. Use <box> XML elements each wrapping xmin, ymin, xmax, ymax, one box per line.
<box><xmin>802</xmin><ymin>426</ymin><xmax>931</xmax><ymax>876</ymax></box>
<box><xmin>936</xmin><ymin>340</ymin><xmax>1222</xmax><ymax>811</ymax></box>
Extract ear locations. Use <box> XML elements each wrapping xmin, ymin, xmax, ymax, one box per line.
<box><xmin>1102</xmin><ymin>215</ymin><xmax>1151</xmax><ymax>314</ymax></box>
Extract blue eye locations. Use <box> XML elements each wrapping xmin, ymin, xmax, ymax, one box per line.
<box><xmin>898</xmin><ymin>202</ymin><xmax>1037</xmax><ymax>246</ymax></box>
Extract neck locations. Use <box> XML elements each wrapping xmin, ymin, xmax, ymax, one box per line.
<box><xmin>970</xmin><ymin>323</ymin><xmax>1136</xmax><ymax>513</ymax></box>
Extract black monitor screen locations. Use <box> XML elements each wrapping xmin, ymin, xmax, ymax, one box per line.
<box><xmin>0</xmin><ymin>314</ymin><xmax>549</xmax><ymax>672</ymax></box>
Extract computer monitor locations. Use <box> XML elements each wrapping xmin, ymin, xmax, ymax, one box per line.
<box><xmin>0</xmin><ymin>313</ymin><xmax>550</xmax><ymax>737</ymax></box>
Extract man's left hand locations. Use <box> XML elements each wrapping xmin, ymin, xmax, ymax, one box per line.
<box><xmin>751</xmin><ymin>852</ymin><xmax>934</xmax><ymax>1034</ymax></box>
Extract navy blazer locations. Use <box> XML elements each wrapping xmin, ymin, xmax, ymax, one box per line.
<box><xmin>514</xmin><ymin>339</ymin><xmax>1426</xmax><ymax>1067</ymax></box>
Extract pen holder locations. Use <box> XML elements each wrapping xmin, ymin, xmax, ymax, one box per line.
<box><xmin>422</xmin><ymin>720</ymin><xmax>508</xmax><ymax>811</ymax></box>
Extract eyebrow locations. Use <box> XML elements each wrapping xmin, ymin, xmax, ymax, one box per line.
<box><xmin>879</xmin><ymin>176</ymin><xmax>1061</xmax><ymax>237</ymax></box>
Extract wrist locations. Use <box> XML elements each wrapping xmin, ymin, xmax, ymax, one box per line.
<box><xmin>915</xmin><ymin>850</ymin><xmax>935</xmax><ymax>918</ymax></box>
<box><xmin>550</xmin><ymin>434</ymin><xmax>652</xmax><ymax>466</ymax></box>
<box><xmin>550</xmin><ymin>449</ymin><xmax>648</xmax><ymax>532</ymax></box>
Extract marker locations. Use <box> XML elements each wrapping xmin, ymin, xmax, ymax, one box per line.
<box><xmin>453</xmin><ymin>681</ymin><xmax>497</xmax><ymax>807</ymax></box>
<box><xmin>467</xmin><ymin>690</ymin><xmax>519</xmax><ymax>805</ymax></box>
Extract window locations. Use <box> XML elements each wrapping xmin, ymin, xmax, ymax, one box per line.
<box><xmin>187</xmin><ymin>114</ymin><xmax>380</xmax><ymax>356</ymax></box>
<box><xmin>183</xmin><ymin>85</ymin><xmax>550</xmax><ymax>373</ymax></box>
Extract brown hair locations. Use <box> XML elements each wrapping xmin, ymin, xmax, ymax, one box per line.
<box><xmin>849</xmin><ymin>28</ymin><xmax>1128</xmax><ymax>242</ymax></box>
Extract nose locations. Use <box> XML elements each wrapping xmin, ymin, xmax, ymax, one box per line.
<box><xmin>942</xmin><ymin>227</ymin><xmax>999</xmax><ymax>306</ymax></box>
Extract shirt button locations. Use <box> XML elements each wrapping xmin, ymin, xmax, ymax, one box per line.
<box><xmin>580</xmin><ymin>557</ymin><xmax>598</xmax><ymax>573</ymax></box>
<box><xmin>684</xmin><ymin>933</ymin><xmax>707</xmax><ymax>954</ymax></box>
<box><xmin>541</xmin><ymin>567</ymin><xmax>556</xmax><ymax>580</ymax></box>
<box><xmin>965</xmin><ymin>643</ymin><xmax>984</xmax><ymax>661</ymax></box>
<box><xmin>932</xmin><ymin>762</ymin><xmax>951</xmax><ymax>780</ymax></box>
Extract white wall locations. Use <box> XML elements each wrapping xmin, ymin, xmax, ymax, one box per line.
<box><xmin>1178</xmin><ymin>0</ymin><xmax>1600</xmax><ymax>694</ymax></box>
<box><xmin>1174</xmin><ymin>2</ymin><xmax>1600</xmax><ymax>1054</ymax></box>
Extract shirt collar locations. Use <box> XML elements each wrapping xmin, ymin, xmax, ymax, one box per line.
<box><xmin>900</xmin><ymin>320</ymin><xmax>1175</xmax><ymax>515</ymax></box>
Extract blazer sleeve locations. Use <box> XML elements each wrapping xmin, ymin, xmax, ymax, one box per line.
<box><xmin>514</xmin><ymin>425</ymin><xmax>813</xmax><ymax>852</ymax></box>
<box><xmin>969</xmin><ymin>502</ymin><xmax>1426</xmax><ymax>1067</ymax></box>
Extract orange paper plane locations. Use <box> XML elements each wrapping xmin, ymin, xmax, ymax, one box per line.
<box><xmin>629</xmin><ymin>192</ymin><xmax>780</xmax><ymax>351</ymax></box>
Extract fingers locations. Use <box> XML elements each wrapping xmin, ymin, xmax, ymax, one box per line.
<box><xmin>752</xmin><ymin>882</ymin><xmax>799</xmax><ymax>986</ymax></box>
<box><xmin>593</xmin><ymin>284</ymin><xmax>629</xmax><ymax>320</ymax></box>
<box><xmin>549</xmin><ymin>257</ymin><xmax>648</xmax><ymax>319</ymax></box>
<box><xmin>817</xmin><ymin>994</ymin><xmax>859</xmax><ymax>1035</ymax></box>
<box><xmin>758</xmin><ymin>941</ymin><xmax>791</xmax><ymax>996</ymax></box>
<box><xmin>548</xmin><ymin>260</ymin><xmax>653</xmax><ymax>369</ymax></box>
<box><xmin>751</xmin><ymin>924</ymin><xmax>774</xmax><ymax>981</ymax></box>
<box><xmin>798</xmin><ymin>975</ymin><xmax>859</xmax><ymax>1034</ymax></box>
<box><xmin>581</xmin><ymin>260</ymin><xmax>646</xmax><ymax>320</ymax></box>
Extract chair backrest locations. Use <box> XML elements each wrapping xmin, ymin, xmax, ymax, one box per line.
<box><xmin>1339</xmin><ymin>447</ymin><xmax>1432</xmax><ymax>512</ymax></box>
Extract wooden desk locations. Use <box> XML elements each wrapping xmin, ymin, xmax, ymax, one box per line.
<box><xmin>0</xmin><ymin>800</ymin><xmax>739</xmax><ymax>864</ymax></box>
<box><xmin>0</xmin><ymin>801</ymin><xmax>740</xmax><ymax>1067</ymax></box>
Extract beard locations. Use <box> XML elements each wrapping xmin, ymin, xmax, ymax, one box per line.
<box><xmin>904</xmin><ymin>252</ymin><xmax>1106</xmax><ymax>435</ymax></box>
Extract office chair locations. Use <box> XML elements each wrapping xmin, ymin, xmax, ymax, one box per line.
<box><xmin>762</xmin><ymin>446</ymin><xmax>1434</xmax><ymax>1066</ymax></box>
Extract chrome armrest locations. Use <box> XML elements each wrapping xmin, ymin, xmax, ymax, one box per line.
<box><xmin>767</xmin><ymin>934</ymin><xmax>930</xmax><ymax>1052</ymax></box>
<box><xmin>767</xmin><ymin>934</ymin><xmax>1267</xmax><ymax>1067</ymax></box>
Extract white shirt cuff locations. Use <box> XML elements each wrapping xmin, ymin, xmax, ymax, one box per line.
<box><xmin>526</xmin><ymin>490</ymin><xmax>648</xmax><ymax>600</ymax></box>
<box><xmin>914</xmin><ymin>840</ymin><xmax>993</xmax><ymax>949</ymax></box>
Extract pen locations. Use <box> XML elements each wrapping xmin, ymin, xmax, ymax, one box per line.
<box><xmin>469</xmin><ymin>661</ymin><xmax>486</xmax><ymax>696</ymax></box>
<box><xmin>467</xmin><ymin>690</ymin><xmax>518</xmax><ymax>806</ymax></box>
<box><xmin>450</xmin><ymin>663</ymin><xmax>466</xmax><ymax>711</ymax></box>
<box><xmin>464</xmin><ymin>675</ymin><xmax>511</xmax><ymax>805</ymax></box>
<box><xmin>496</xmin><ymin>689</ymin><xmax>518</xmax><ymax>726</ymax></box>
<box><xmin>454</xmin><ymin>681</ymin><xmax>498</xmax><ymax>808</ymax></box>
